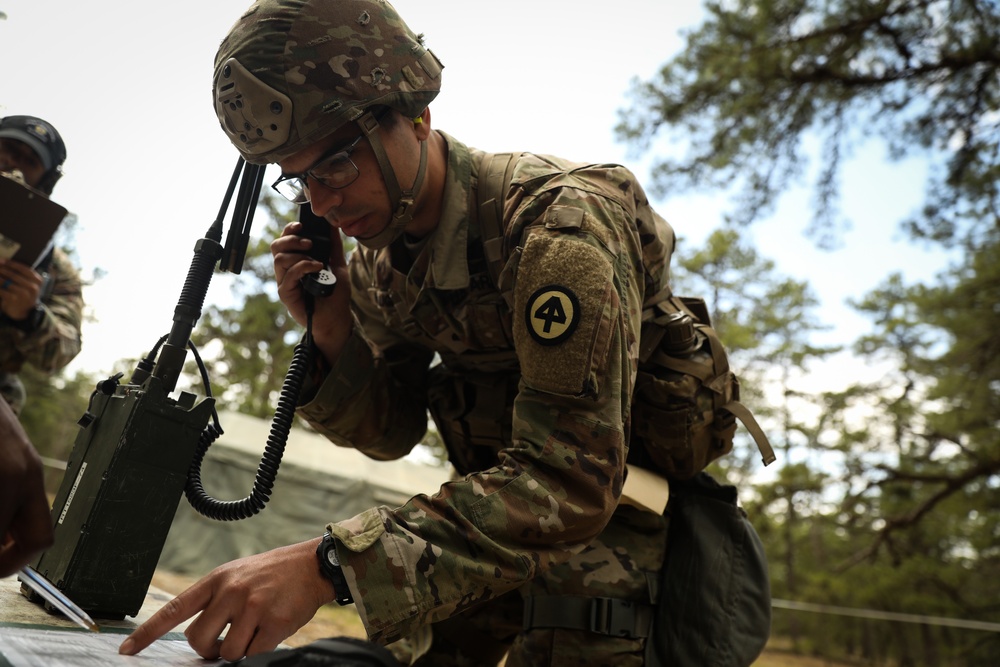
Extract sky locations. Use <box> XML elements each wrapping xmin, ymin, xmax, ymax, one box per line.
<box><xmin>0</xmin><ymin>0</ymin><xmax>955</xmax><ymax>396</ymax></box>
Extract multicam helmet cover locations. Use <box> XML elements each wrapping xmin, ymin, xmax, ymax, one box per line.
<box><xmin>214</xmin><ymin>0</ymin><xmax>443</xmax><ymax>165</ymax></box>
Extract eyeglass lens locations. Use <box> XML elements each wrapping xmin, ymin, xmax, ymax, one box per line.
<box><xmin>272</xmin><ymin>135</ymin><xmax>363</xmax><ymax>203</ymax></box>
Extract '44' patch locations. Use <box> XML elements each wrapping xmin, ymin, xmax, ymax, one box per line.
<box><xmin>525</xmin><ymin>285</ymin><xmax>581</xmax><ymax>346</ymax></box>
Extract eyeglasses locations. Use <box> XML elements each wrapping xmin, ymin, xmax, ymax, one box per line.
<box><xmin>271</xmin><ymin>133</ymin><xmax>365</xmax><ymax>204</ymax></box>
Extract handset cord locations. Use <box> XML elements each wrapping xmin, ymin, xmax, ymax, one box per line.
<box><xmin>118</xmin><ymin>156</ymin><xmax>318</xmax><ymax>521</ymax></box>
<box><xmin>184</xmin><ymin>293</ymin><xmax>317</xmax><ymax>521</ymax></box>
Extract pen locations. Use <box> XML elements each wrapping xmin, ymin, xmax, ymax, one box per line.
<box><xmin>18</xmin><ymin>566</ymin><xmax>100</xmax><ymax>632</ymax></box>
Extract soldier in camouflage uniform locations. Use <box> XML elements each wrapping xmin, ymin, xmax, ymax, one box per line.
<box><xmin>0</xmin><ymin>116</ymin><xmax>84</xmax><ymax>416</ymax></box>
<box><xmin>122</xmin><ymin>2</ymin><xmax>674</xmax><ymax>665</ymax></box>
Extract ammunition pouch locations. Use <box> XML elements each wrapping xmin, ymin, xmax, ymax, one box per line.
<box><xmin>630</xmin><ymin>293</ymin><xmax>774</xmax><ymax>480</ymax></box>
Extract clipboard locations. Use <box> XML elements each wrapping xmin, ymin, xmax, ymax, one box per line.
<box><xmin>0</xmin><ymin>174</ymin><xmax>68</xmax><ymax>268</ymax></box>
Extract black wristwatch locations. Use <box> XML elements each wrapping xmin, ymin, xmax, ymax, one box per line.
<box><xmin>316</xmin><ymin>533</ymin><xmax>354</xmax><ymax>606</ymax></box>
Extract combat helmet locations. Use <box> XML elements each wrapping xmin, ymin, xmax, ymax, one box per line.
<box><xmin>213</xmin><ymin>0</ymin><xmax>444</xmax><ymax>248</ymax></box>
<box><xmin>0</xmin><ymin>115</ymin><xmax>67</xmax><ymax>194</ymax></box>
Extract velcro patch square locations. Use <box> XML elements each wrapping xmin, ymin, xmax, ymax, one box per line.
<box><xmin>513</xmin><ymin>230</ymin><xmax>617</xmax><ymax>396</ymax></box>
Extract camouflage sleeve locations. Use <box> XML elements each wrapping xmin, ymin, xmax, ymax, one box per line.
<box><xmin>11</xmin><ymin>249</ymin><xmax>83</xmax><ymax>374</ymax></box>
<box><xmin>296</xmin><ymin>253</ymin><xmax>436</xmax><ymax>461</ymax></box>
<box><xmin>329</xmin><ymin>184</ymin><xmax>645</xmax><ymax>645</ymax></box>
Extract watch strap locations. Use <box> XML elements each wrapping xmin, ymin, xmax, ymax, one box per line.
<box><xmin>316</xmin><ymin>533</ymin><xmax>354</xmax><ymax>606</ymax></box>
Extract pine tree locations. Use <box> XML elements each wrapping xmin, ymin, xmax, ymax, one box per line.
<box><xmin>617</xmin><ymin>0</ymin><xmax>1000</xmax><ymax>249</ymax></box>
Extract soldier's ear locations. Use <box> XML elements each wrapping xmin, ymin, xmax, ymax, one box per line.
<box><xmin>413</xmin><ymin>108</ymin><xmax>431</xmax><ymax>140</ymax></box>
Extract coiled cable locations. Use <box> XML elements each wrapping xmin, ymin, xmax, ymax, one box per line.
<box><xmin>183</xmin><ymin>298</ymin><xmax>317</xmax><ymax>521</ymax></box>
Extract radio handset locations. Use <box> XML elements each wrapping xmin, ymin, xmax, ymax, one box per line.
<box><xmin>298</xmin><ymin>204</ymin><xmax>337</xmax><ymax>298</ymax></box>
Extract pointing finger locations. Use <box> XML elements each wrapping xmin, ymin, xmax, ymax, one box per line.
<box><xmin>119</xmin><ymin>580</ymin><xmax>212</xmax><ymax>655</ymax></box>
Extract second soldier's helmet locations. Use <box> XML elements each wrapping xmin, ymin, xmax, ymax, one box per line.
<box><xmin>0</xmin><ymin>115</ymin><xmax>67</xmax><ymax>194</ymax></box>
<box><xmin>213</xmin><ymin>0</ymin><xmax>444</xmax><ymax>166</ymax></box>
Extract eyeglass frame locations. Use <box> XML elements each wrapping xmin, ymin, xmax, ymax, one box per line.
<box><xmin>270</xmin><ymin>132</ymin><xmax>366</xmax><ymax>204</ymax></box>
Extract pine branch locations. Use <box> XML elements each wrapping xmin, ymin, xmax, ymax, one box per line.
<box><xmin>837</xmin><ymin>457</ymin><xmax>1000</xmax><ymax>570</ymax></box>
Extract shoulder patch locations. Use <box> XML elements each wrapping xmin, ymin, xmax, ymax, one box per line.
<box><xmin>513</xmin><ymin>229</ymin><xmax>619</xmax><ymax>397</ymax></box>
<box><xmin>525</xmin><ymin>285</ymin><xmax>580</xmax><ymax>345</ymax></box>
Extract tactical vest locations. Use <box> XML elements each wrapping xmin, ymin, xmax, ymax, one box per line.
<box><xmin>361</xmin><ymin>171</ymin><xmax>520</xmax><ymax>476</ymax></box>
<box><xmin>363</xmin><ymin>149</ymin><xmax>774</xmax><ymax>480</ymax></box>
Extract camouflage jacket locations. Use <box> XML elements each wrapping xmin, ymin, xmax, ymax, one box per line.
<box><xmin>0</xmin><ymin>247</ymin><xmax>84</xmax><ymax>376</ymax></box>
<box><xmin>298</xmin><ymin>132</ymin><xmax>675</xmax><ymax>644</ymax></box>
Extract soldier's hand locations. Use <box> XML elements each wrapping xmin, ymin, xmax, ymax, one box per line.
<box><xmin>0</xmin><ymin>398</ymin><xmax>53</xmax><ymax>577</ymax></box>
<box><xmin>119</xmin><ymin>538</ymin><xmax>337</xmax><ymax>662</ymax></box>
<box><xmin>0</xmin><ymin>259</ymin><xmax>43</xmax><ymax>321</ymax></box>
<box><xmin>271</xmin><ymin>221</ymin><xmax>353</xmax><ymax>364</ymax></box>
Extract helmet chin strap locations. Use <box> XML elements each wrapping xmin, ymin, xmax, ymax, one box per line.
<box><xmin>353</xmin><ymin>110</ymin><xmax>428</xmax><ymax>250</ymax></box>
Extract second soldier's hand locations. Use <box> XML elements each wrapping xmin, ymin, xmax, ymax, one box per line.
<box><xmin>0</xmin><ymin>259</ymin><xmax>43</xmax><ymax>321</ymax></box>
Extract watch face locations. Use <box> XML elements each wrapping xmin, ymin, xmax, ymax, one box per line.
<box><xmin>322</xmin><ymin>537</ymin><xmax>340</xmax><ymax>567</ymax></box>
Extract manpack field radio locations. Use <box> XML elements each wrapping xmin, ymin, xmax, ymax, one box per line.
<box><xmin>24</xmin><ymin>159</ymin><xmax>329</xmax><ymax>618</ymax></box>
<box><xmin>31</xmin><ymin>375</ymin><xmax>214</xmax><ymax>617</ymax></box>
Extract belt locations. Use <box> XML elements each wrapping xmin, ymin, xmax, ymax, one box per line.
<box><xmin>523</xmin><ymin>595</ymin><xmax>652</xmax><ymax>639</ymax></box>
